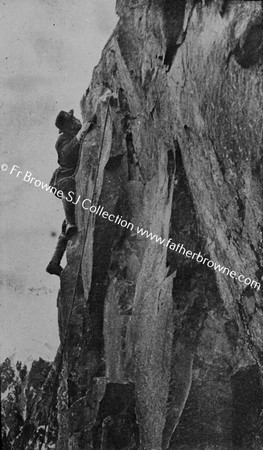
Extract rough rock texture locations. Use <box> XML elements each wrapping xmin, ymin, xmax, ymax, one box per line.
<box><xmin>14</xmin><ymin>0</ymin><xmax>263</xmax><ymax>448</ymax></box>
<box><xmin>0</xmin><ymin>358</ymin><xmax>53</xmax><ymax>449</ymax></box>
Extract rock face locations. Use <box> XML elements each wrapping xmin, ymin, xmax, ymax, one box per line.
<box><xmin>14</xmin><ymin>0</ymin><xmax>263</xmax><ymax>448</ymax></box>
<box><xmin>1</xmin><ymin>358</ymin><xmax>53</xmax><ymax>449</ymax></box>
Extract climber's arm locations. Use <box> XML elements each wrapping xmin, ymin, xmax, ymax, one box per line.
<box><xmin>76</xmin><ymin>115</ymin><xmax>97</xmax><ymax>141</ymax></box>
<box><xmin>56</xmin><ymin>135</ymin><xmax>80</xmax><ymax>166</ymax></box>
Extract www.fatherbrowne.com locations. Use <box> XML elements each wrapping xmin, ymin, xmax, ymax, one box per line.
<box><xmin>3</xmin><ymin>163</ymin><xmax>261</xmax><ymax>292</ymax></box>
<box><xmin>136</xmin><ymin>229</ymin><xmax>261</xmax><ymax>292</ymax></box>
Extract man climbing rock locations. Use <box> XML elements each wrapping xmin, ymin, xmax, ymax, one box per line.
<box><xmin>46</xmin><ymin>109</ymin><xmax>93</xmax><ymax>276</ymax></box>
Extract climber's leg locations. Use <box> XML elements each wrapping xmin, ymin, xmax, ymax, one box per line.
<box><xmin>59</xmin><ymin>178</ymin><xmax>78</xmax><ymax>238</ymax></box>
<box><xmin>62</xmin><ymin>197</ymin><xmax>78</xmax><ymax>237</ymax></box>
<box><xmin>46</xmin><ymin>222</ymin><xmax>68</xmax><ymax>276</ymax></box>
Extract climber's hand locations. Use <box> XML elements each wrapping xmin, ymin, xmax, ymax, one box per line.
<box><xmin>81</xmin><ymin>121</ymin><xmax>91</xmax><ymax>133</ymax></box>
<box><xmin>76</xmin><ymin>121</ymin><xmax>91</xmax><ymax>141</ymax></box>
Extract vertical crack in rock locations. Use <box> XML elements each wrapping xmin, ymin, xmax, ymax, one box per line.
<box><xmin>231</xmin><ymin>365</ymin><xmax>263</xmax><ymax>447</ymax></box>
<box><xmin>161</xmin><ymin>0</ymin><xmax>187</xmax><ymax>69</ymax></box>
<box><xmin>232</xmin><ymin>20</ymin><xmax>263</xmax><ymax>69</ymax></box>
<box><xmin>92</xmin><ymin>382</ymin><xmax>139</xmax><ymax>449</ymax></box>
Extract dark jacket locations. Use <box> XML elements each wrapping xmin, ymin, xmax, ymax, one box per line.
<box><xmin>50</xmin><ymin>131</ymin><xmax>81</xmax><ymax>193</ymax></box>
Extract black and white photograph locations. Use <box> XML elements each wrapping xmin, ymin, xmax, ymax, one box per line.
<box><xmin>1</xmin><ymin>0</ymin><xmax>263</xmax><ymax>448</ymax></box>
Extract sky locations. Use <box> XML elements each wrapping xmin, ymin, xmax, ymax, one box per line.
<box><xmin>0</xmin><ymin>0</ymin><xmax>117</xmax><ymax>366</ymax></box>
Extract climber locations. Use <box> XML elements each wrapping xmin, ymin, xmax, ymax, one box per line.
<box><xmin>46</xmin><ymin>109</ymin><xmax>94</xmax><ymax>276</ymax></box>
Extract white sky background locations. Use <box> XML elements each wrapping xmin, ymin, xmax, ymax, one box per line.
<box><xmin>0</xmin><ymin>0</ymin><xmax>117</xmax><ymax>365</ymax></box>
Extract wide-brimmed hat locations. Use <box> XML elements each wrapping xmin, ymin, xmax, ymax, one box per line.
<box><xmin>55</xmin><ymin>109</ymin><xmax>74</xmax><ymax>130</ymax></box>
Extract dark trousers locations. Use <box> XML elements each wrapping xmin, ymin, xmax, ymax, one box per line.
<box><xmin>62</xmin><ymin>197</ymin><xmax>76</xmax><ymax>226</ymax></box>
<box><xmin>58</xmin><ymin>177</ymin><xmax>76</xmax><ymax>226</ymax></box>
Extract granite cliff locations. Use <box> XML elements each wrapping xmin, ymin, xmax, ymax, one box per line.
<box><xmin>12</xmin><ymin>0</ymin><xmax>263</xmax><ymax>448</ymax></box>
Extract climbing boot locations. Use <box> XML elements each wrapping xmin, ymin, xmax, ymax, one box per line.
<box><xmin>46</xmin><ymin>261</ymin><xmax>63</xmax><ymax>276</ymax></box>
<box><xmin>46</xmin><ymin>233</ymin><xmax>68</xmax><ymax>276</ymax></box>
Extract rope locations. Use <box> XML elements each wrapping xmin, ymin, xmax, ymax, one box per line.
<box><xmin>38</xmin><ymin>100</ymin><xmax>111</xmax><ymax>449</ymax></box>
